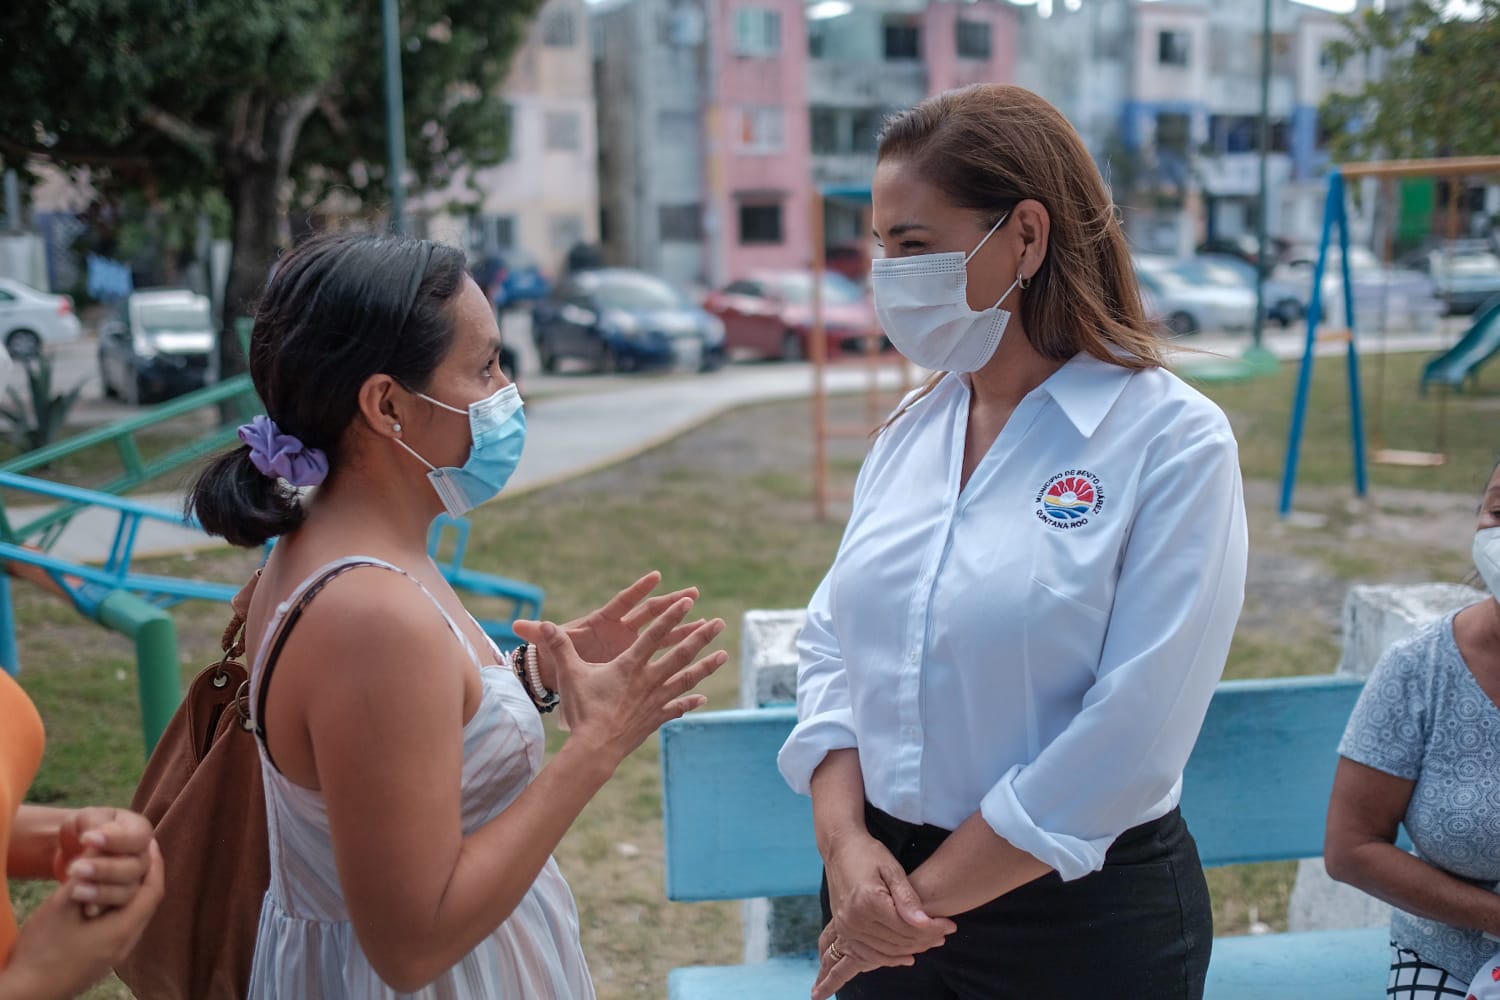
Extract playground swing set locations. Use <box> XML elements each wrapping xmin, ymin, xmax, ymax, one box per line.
<box><xmin>1279</xmin><ymin>155</ymin><xmax>1500</xmax><ymax>518</ymax></box>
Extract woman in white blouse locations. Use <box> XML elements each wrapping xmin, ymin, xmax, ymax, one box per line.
<box><xmin>778</xmin><ymin>84</ymin><xmax>1248</xmax><ymax>1000</ymax></box>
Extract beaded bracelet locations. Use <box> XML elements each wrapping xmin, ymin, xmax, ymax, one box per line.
<box><xmin>512</xmin><ymin>642</ymin><xmax>560</xmax><ymax>714</ymax></box>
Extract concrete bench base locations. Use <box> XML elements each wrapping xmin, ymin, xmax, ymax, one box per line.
<box><xmin>669</xmin><ymin>927</ymin><xmax>1390</xmax><ymax>1000</ymax></box>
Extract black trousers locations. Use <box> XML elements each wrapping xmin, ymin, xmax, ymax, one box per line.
<box><xmin>820</xmin><ymin>803</ymin><xmax>1213</xmax><ymax>1000</ymax></box>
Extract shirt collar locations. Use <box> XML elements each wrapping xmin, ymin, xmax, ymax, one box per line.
<box><xmin>1038</xmin><ymin>352</ymin><xmax>1137</xmax><ymax>438</ymax></box>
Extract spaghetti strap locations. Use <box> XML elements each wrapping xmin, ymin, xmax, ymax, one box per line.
<box><xmin>248</xmin><ymin>555</ymin><xmax>595</xmax><ymax>998</ymax></box>
<box><xmin>248</xmin><ymin>556</ymin><xmax>486</xmax><ymax>689</ymax></box>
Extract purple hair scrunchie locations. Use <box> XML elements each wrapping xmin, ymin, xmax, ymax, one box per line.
<box><xmin>237</xmin><ymin>414</ymin><xmax>329</xmax><ymax>487</ymax></box>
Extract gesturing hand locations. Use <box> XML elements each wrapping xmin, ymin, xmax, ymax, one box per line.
<box><xmin>562</xmin><ymin>571</ymin><xmax>704</xmax><ymax>665</ymax></box>
<box><xmin>515</xmin><ymin>597</ymin><xmax>727</xmax><ymax>769</ymax></box>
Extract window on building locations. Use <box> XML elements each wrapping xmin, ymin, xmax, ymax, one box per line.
<box><xmin>850</xmin><ymin>108</ymin><xmax>884</xmax><ymax>152</ymax></box>
<box><xmin>1155</xmin><ymin>112</ymin><xmax>1191</xmax><ymax>156</ymax></box>
<box><xmin>734</xmin><ymin>8</ymin><xmax>781</xmax><ymax>57</ymax></box>
<box><xmin>956</xmin><ymin>19</ymin><xmax>991</xmax><ymax>60</ymax></box>
<box><xmin>739</xmin><ymin>107</ymin><xmax>785</xmax><ymax>154</ymax></box>
<box><xmin>545</xmin><ymin>110</ymin><xmax>582</xmax><ymax>151</ymax></box>
<box><xmin>739</xmin><ymin>202</ymin><xmax>783</xmax><ymax>245</ymax></box>
<box><xmin>550</xmin><ymin>214</ymin><xmax>585</xmax><ymax>251</ymax></box>
<box><xmin>1319</xmin><ymin>43</ymin><xmax>1341</xmax><ymax>78</ymax></box>
<box><xmin>468</xmin><ymin>214</ymin><xmax>517</xmax><ymax>256</ymax></box>
<box><xmin>808</xmin><ymin>18</ymin><xmax>828</xmax><ymax>58</ymax></box>
<box><xmin>659</xmin><ymin>4</ymin><xmax>704</xmax><ymax>46</ymax></box>
<box><xmin>883</xmin><ymin>18</ymin><xmax>920</xmax><ymax>60</ymax></box>
<box><xmin>1158</xmin><ymin>30</ymin><xmax>1190</xmax><ymax>67</ymax></box>
<box><xmin>811</xmin><ymin>106</ymin><xmax>840</xmax><ymax>155</ymax></box>
<box><xmin>541</xmin><ymin>8</ymin><xmax>576</xmax><ymax>47</ymax></box>
<box><xmin>659</xmin><ymin>204</ymin><xmax>703</xmax><ymax>242</ymax></box>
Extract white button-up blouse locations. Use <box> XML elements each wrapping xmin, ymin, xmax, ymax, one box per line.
<box><xmin>777</xmin><ymin>353</ymin><xmax>1248</xmax><ymax>881</ymax></box>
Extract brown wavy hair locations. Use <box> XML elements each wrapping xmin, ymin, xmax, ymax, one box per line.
<box><xmin>876</xmin><ymin>84</ymin><xmax>1162</xmax><ymax>423</ymax></box>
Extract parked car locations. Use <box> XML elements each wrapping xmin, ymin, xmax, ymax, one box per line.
<box><xmin>1133</xmin><ymin>255</ymin><xmax>1257</xmax><ymax>336</ymax></box>
<box><xmin>97</xmin><ymin>289</ymin><xmax>218</xmax><ymax>404</ymax></box>
<box><xmin>471</xmin><ymin>249</ymin><xmax>552</xmax><ymax>311</ymax></box>
<box><xmin>1193</xmin><ymin>253</ymin><xmax>1309</xmax><ymax>326</ymax></box>
<box><xmin>531</xmin><ymin>269</ymin><xmax>724</xmax><ymax>373</ymax></box>
<box><xmin>703</xmin><ymin>271</ymin><xmax>879</xmax><ymax>361</ymax></box>
<box><xmin>1272</xmin><ymin>245</ymin><xmax>1443</xmax><ymax>330</ymax></box>
<box><xmin>1405</xmin><ymin>244</ymin><xmax>1500</xmax><ymax>315</ymax></box>
<box><xmin>0</xmin><ymin>278</ymin><xmax>82</xmax><ymax>358</ymax></box>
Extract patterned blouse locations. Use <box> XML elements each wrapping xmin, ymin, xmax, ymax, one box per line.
<box><xmin>1339</xmin><ymin>609</ymin><xmax>1500</xmax><ymax>982</ymax></box>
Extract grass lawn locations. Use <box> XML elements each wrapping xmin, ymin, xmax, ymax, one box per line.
<box><xmin>7</xmin><ymin>349</ymin><xmax>1497</xmax><ymax>998</ymax></box>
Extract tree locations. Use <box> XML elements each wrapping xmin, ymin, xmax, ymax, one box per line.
<box><xmin>1322</xmin><ymin>0</ymin><xmax>1500</xmax><ymax>163</ymax></box>
<box><xmin>0</xmin><ymin>0</ymin><xmax>544</xmax><ymax>371</ymax></box>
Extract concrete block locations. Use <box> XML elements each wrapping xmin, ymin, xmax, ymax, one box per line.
<box><xmin>1289</xmin><ymin>857</ymin><xmax>1394</xmax><ymax>933</ymax></box>
<box><xmin>739</xmin><ymin>609</ymin><xmax>807</xmax><ymax>710</ymax></box>
<box><xmin>1291</xmin><ymin>582</ymin><xmax>1484</xmax><ymax>933</ymax></box>
<box><xmin>742</xmin><ymin>896</ymin><xmax>825</xmax><ymax>964</ymax></box>
<box><xmin>1338</xmin><ymin>583</ymin><xmax>1486</xmax><ymax>679</ymax></box>
<box><xmin>740</xmin><ymin>608</ymin><xmax>819</xmax><ymax>961</ymax></box>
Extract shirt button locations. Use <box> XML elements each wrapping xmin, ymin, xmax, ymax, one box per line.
<box><xmin>903</xmin><ymin>726</ymin><xmax>919</xmax><ymax>741</ymax></box>
<box><xmin>908</xmin><ymin>649</ymin><xmax>919</xmax><ymax>663</ymax></box>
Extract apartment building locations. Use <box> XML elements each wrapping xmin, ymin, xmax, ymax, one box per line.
<box><xmin>1021</xmin><ymin>0</ymin><xmax>1375</xmax><ymax>253</ymax></box>
<box><xmin>593</xmin><ymin>0</ymin><xmax>1020</xmax><ymax>290</ymax></box>
<box><xmin>421</xmin><ymin>0</ymin><xmax>600</xmax><ymax>275</ymax></box>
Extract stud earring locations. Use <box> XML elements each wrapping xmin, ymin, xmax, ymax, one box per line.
<box><xmin>392</xmin><ymin>423</ymin><xmax>402</xmax><ymax>434</ymax></box>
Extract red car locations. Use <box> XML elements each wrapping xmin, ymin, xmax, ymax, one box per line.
<box><xmin>704</xmin><ymin>270</ymin><xmax>880</xmax><ymax>361</ymax></box>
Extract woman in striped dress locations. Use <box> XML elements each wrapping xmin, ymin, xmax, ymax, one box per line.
<box><xmin>188</xmin><ymin>232</ymin><xmax>726</xmax><ymax>997</ymax></box>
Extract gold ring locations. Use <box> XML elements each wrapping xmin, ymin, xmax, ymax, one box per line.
<box><xmin>826</xmin><ymin>942</ymin><xmax>845</xmax><ymax>962</ymax></box>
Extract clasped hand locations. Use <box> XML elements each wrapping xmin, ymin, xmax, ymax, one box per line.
<box><xmin>813</xmin><ymin>832</ymin><xmax>955</xmax><ymax>1000</ymax></box>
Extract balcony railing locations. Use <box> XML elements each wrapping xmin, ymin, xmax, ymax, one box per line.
<box><xmin>808</xmin><ymin>59</ymin><xmax>927</xmax><ymax>108</ymax></box>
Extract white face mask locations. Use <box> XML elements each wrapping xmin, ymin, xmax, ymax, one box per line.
<box><xmin>1475</xmin><ymin>526</ymin><xmax>1500</xmax><ymax>595</ymax></box>
<box><xmin>869</xmin><ymin>212</ymin><xmax>1025</xmax><ymax>372</ymax></box>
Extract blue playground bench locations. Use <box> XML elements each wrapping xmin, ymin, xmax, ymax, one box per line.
<box><xmin>661</xmin><ymin>674</ymin><xmax>1389</xmax><ymax>999</ymax></box>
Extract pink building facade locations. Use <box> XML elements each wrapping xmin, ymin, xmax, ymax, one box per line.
<box><xmin>594</xmin><ymin>0</ymin><xmax>1021</xmax><ymax>291</ymax></box>
<box><xmin>706</xmin><ymin>0</ymin><xmax>816</xmax><ymax>284</ymax></box>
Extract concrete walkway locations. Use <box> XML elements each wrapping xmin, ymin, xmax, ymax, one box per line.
<box><xmin>7</xmin><ymin>360</ymin><xmax>919</xmax><ymax>563</ymax></box>
<box><xmin>6</xmin><ymin>322</ymin><xmax>1461</xmax><ymax>564</ymax></box>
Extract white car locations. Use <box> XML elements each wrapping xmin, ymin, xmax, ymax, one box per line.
<box><xmin>1134</xmin><ymin>256</ymin><xmax>1258</xmax><ymax>336</ymax></box>
<box><xmin>1272</xmin><ymin>245</ymin><xmax>1443</xmax><ymax>330</ymax></box>
<box><xmin>0</xmin><ymin>278</ymin><xmax>83</xmax><ymax>358</ymax></box>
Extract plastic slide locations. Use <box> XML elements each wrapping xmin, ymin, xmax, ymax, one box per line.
<box><xmin>1422</xmin><ymin>295</ymin><xmax>1500</xmax><ymax>392</ymax></box>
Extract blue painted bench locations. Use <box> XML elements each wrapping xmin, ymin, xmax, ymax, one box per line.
<box><xmin>661</xmin><ymin>674</ymin><xmax>1391</xmax><ymax>999</ymax></box>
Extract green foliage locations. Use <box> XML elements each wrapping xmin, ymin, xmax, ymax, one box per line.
<box><xmin>0</xmin><ymin>0</ymin><xmax>545</xmax><ymax>215</ymax></box>
<box><xmin>1322</xmin><ymin>0</ymin><xmax>1500</xmax><ymax>162</ymax></box>
<box><xmin>0</xmin><ymin>355</ymin><xmax>87</xmax><ymax>453</ymax></box>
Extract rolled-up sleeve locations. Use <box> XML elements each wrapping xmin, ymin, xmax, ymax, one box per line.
<box><xmin>979</xmin><ymin>430</ymin><xmax>1248</xmax><ymax>880</ymax></box>
<box><xmin>778</xmin><ymin>570</ymin><xmax>858</xmax><ymax>795</ymax></box>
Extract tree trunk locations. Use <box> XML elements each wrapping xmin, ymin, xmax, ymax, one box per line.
<box><xmin>219</xmin><ymin>162</ymin><xmax>282</xmax><ymax>379</ymax></box>
<box><xmin>217</xmin><ymin>94</ymin><xmax>319</xmax><ymax>382</ymax></box>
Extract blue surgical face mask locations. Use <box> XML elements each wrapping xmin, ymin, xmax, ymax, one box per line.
<box><xmin>395</xmin><ymin>383</ymin><xmax>526</xmax><ymax>517</ymax></box>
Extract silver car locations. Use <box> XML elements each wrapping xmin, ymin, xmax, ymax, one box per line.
<box><xmin>1134</xmin><ymin>255</ymin><xmax>1258</xmax><ymax>336</ymax></box>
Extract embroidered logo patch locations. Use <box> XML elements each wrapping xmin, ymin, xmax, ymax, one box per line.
<box><xmin>1035</xmin><ymin>470</ymin><xmax>1105</xmax><ymax>530</ymax></box>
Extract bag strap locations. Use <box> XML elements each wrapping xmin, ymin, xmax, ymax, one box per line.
<box><xmin>253</xmin><ymin>559</ymin><xmax>392</xmax><ymax>773</ymax></box>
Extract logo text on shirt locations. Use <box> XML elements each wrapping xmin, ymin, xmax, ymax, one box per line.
<box><xmin>1035</xmin><ymin>469</ymin><xmax>1105</xmax><ymax>530</ymax></box>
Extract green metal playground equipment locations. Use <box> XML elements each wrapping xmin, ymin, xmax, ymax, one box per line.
<box><xmin>0</xmin><ymin>372</ymin><xmax>544</xmax><ymax>754</ymax></box>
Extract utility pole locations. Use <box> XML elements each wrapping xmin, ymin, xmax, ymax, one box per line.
<box><xmin>1252</xmin><ymin>0</ymin><xmax>1272</xmax><ymax>352</ymax></box>
<box><xmin>383</xmin><ymin>0</ymin><xmax>408</xmax><ymax>234</ymax></box>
